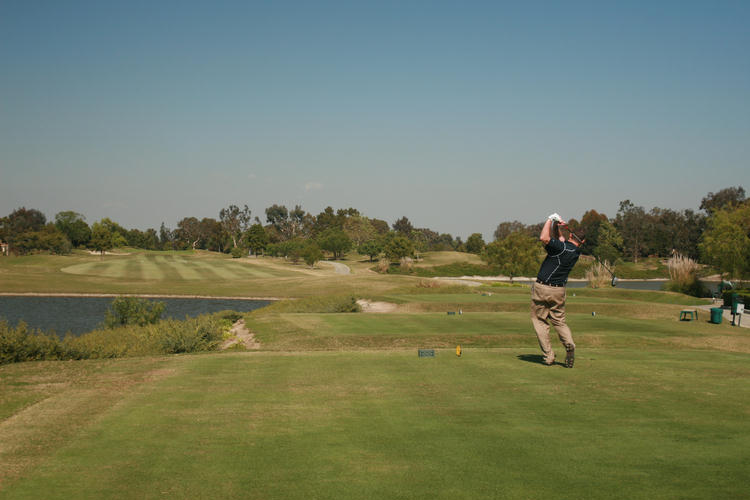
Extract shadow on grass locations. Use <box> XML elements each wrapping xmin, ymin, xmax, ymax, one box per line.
<box><xmin>516</xmin><ymin>354</ymin><xmax>563</xmax><ymax>367</ymax></box>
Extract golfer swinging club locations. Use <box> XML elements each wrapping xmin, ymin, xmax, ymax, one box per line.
<box><xmin>531</xmin><ymin>213</ymin><xmax>584</xmax><ymax>368</ymax></box>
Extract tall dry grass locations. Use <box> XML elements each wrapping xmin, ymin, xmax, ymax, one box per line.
<box><xmin>667</xmin><ymin>251</ymin><xmax>700</xmax><ymax>284</ymax></box>
<box><xmin>400</xmin><ymin>257</ymin><xmax>414</xmax><ymax>272</ymax></box>
<box><xmin>665</xmin><ymin>251</ymin><xmax>704</xmax><ymax>296</ymax></box>
<box><xmin>586</xmin><ymin>261</ymin><xmax>613</xmax><ymax>288</ymax></box>
<box><xmin>377</xmin><ymin>258</ymin><xmax>390</xmax><ymax>274</ymax></box>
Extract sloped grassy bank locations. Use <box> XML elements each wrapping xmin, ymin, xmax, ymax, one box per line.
<box><xmin>0</xmin><ymin>312</ymin><xmax>237</xmax><ymax>364</ymax></box>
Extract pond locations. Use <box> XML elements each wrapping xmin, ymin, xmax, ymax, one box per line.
<box><xmin>0</xmin><ymin>296</ymin><xmax>273</xmax><ymax>337</ymax></box>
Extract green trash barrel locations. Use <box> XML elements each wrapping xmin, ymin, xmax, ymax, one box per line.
<box><xmin>710</xmin><ymin>307</ymin><xmax>723</xmax><ymax>324</ymax></box>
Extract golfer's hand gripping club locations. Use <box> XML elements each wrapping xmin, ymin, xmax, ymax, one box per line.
<box><xmin>548</xmin><ymin>213</ymin><xmax>563</xmax><ymax>223</ymax></box>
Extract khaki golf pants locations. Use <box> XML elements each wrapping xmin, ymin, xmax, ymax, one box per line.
<box><xmin>530</xmin><ymin>283</ymin><xmax>575</xmax><ymax>364</ymax></box>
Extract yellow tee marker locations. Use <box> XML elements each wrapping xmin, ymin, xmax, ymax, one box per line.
<box><xmin>456</xmin><ymin>345</ymin><xmax>462</xmax><ymax>357</ymax></box>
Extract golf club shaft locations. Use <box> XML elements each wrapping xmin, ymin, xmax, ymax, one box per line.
<box><xmin>593</xmin><ymin>255</ymin><xmax>616</xmax><ymax>277</ymax></box>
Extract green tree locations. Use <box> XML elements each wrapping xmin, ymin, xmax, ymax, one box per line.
<box><xmin>465</xmin><ymin>233</ymin><xmax>486</xmax><ymax>254</ymax></box>
<box><xmin>343</xmin><ymin>216</ymin><xmax>376</xmax><ymax>246</ymax></box>
<box><xmin>99</xmin><ymin>218</ymin><xmax>128</xmax><ymax>244</ymax></box>
<box><xmin>2</xmin><ymin>207</ymin><xmax>47</xmax><ymax>253</ymax></box>
<box><xmin>200</xmin><ymin>218</ymin><xmax>227</xmax><ymax>252</ymax></box>
<box><xmin>370</xmin><ymin>218</ymin><xmax>390</xmax><ymax>235</ymax></box>
<box><xmin>699</xmin><ymin>203</ymin><xmax>750</xmax><ymax>278</ymax></box>
<box><xmin>265</xmin><ymin>204</ymin><xmax>289</xmax><ymax>232</ymax></box>
<box><xmin>383</xmin><ymin>232</ymin><xmax>414</xmax><ymax>262</ymax></box>
<box><xmin>493</xmin><ymin>220</ymin><xmax>528</xmax><ymax>240</ymax></box>
<box><xmin>286</xmin><ymin>239</ymin><xmax>306</xmax><ymax>264</ymax></box>
<box><xmin>593</xmin><ymin>220</ymin><xmax>623</xmax><ymax>264</ymax></box>
<box><xmin>615</xmin><ymin>200</ymin><xmax>648</xmax><ymax>262</ymax></box>
<box><xmin>245</xmin><ymin>224</ymin><xmax>270</xmax><ymax>255</ymax></box>
<box><xmin>176</xmin><ymin>217</ymin><xmax>202</xmax><ymax>249</ymax></box>
<box><xmin>392</xmin><ymin>216</ymin><xmax>414</xmax><ymax>237</ymax></box>
<box><xmin>220</xmin><ymin>204</ymin><xmax>252</xmax><ymax>248</ymax></box>
<box><xmin>312</xmin><ymin>206</ymin><xmax>345</xmax><ymax>234</ymax></box>
<box><xmin>89</xmin><ymin>222</ymin><xmax>114</xmax><ymax>256</ymax></box>
<box><xmin>54</xmin><ymin>211</ymin><xmax>91</xmax><ymax>247</ymax></box>
<box><xmin>302</xmin><ymin>242</ymin><xmax>323</xmax><ymax>268</ymax></box>
<box><xmin>6</xmin><ymin>207</ymin><xmax>46</xmax><ymax>233</ymax></box>
<box><xmin>700</xmin><ymin>186</ymin><xmax>746</xmax><ymax>214</ymax></box>
<box><xmin>317</xmin><ymin>228</ymin><xmax>352</xmax><ymax>260</ymax></box>
<box><xmin>578</xmin><ymin>210</ymin><xmax>608</xmax><ymax>254</ymax></box>
<box><xmin>12</xmin><ymin>225</ymin><xmax>71</xmax><ymax>255</ymax></box>
<box><xmin>358</xmin><ymin>239</ymin><xmax>384</xmax><ymax>262</ymax></box>
<box><xmin>483</xmin><ymin>232</ymin><xmax>540</xmax><ymax>281</ymax></box>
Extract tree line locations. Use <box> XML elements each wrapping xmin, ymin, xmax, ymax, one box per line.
<box><xmin>1</xmin><ymin>186</ymin><xmax>747</xmax><ymax>278</ymax></box>
<box><xmin>0</xmin><ymin>205</ymin><xmax>462</xmax><ymax>266</ymax></box>
<box><xmin>478</xmin><ymin>186</ymin><xmax>748</xmax><ymax>279</ymax></box>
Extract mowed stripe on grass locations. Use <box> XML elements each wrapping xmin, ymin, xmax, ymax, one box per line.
<box><xmin>59</xmin><ymin>252</ymin><xmax>303</xmax><ymax>284</ymax></box>
<box><xmin>133</xmin><ymin>255</ymin><xmax>165</xmax><ymax>281</ymax></box>
<box><xmin>166</xmin><ymin>256</ymin><xmax>204</xmax><ymax>280</ymax></box>
<box><xmin>189</xmin><ymin>259</ymin><xmax>242</xmax><ymax>280</ymax></box>
<box><xmin>152</xmin><ymin>256</ymin><xmax>193</xmax><ymax>281</ymax></box>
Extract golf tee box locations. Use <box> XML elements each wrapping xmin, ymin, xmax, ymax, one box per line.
<box><xmin>418</xmin><ymin>349</ymin><xmax>435</xmax><ymax>357</ymax></box>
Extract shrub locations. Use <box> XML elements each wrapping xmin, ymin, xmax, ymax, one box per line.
<box><xmin>0</xmin><ymin>313</ymin><xmax>229</xmax><ymax>365</ymax></box>
<box><xmin>230</xmin><ymin>246</ymin><xmax>245</xmax><ymax>258</ymax></box>
<box><xmin>303</xmin><ymin>242</ymin><xmax>323</xmax><ymax>268</ymax></box>
<box><xmin>155</xmin><ymin>317</ymin><xmax>223</xmax><ymax>354</ymax></box>
<box><xmin>0</xmin><ymin>320</ymin><xmax>64</xmax><ymax>364</ymax></box>
<box><xmin>104</xmin><ymin>297</ymin><xmax>166</xmax><ymax>328</ymax></box>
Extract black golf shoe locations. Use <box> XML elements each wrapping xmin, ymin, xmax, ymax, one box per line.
<box><xmin>565</xmin><ymin>347</ymin><xmax>575</xmax><ymax>368</ymax></box>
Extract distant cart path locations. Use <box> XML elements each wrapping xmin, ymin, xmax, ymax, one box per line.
<box><xmin>321</xmin><ymin>261</ymin><xmax>351</xmax><ymax>275</ymax></box>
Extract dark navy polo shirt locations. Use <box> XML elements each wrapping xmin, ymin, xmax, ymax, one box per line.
<box><xmin>536</xmin><ymin>239</ymin><xmax>581</xmax><ymax>286</ymax></box>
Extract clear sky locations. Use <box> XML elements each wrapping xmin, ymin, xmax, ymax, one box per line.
<box><xmin>1</xmin><ymin>0</ymin><xmax>748</xmax><ymax>240</ymax></box>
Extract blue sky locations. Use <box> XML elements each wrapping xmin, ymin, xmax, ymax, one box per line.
<box><xmin>1</xmin><ymin>0</ymin><xmax>748</xmax><ymax>240</ymax></box>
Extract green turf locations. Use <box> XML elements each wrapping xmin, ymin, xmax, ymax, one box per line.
<box><xmin>0</xmin><ymin>250</ymin><xmax>392</xmax><ymax>297</ymax></box>
<box><xmin>1</xmin><ymin>250</ymin><xmax>744</xmax><ymax>499</ymax></box>
<box><xmin>58</xmin><ymin>253</ymin><xmax>297</xmax><ymax>282</ymax></box>
<box><xmin>1</xmin><ymin>350</ymin><xmax>748</xmax><ymax>499</ymax></box>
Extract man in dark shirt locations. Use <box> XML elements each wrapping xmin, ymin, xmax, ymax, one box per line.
<box><xmin>531</xmin><ymin>213</ymin><xmax>583</xmax><ymax>368</ymax></box>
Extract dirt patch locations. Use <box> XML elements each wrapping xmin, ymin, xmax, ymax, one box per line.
<box><xmin>356</xmin><ymin>299</ymin><xmax>398</xmax><ymax>313</ymax></box>
<box><xmin>220</xmin><ymin>319</ymin><xmax>260</xmax><ymax>350</ymax></box>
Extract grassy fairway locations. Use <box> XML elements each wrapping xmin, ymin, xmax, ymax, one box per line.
<box><xmin>0</xmin><ymin>250</ymin><xmax>413</xmax><ymax>298</ymax></box>
<box><xmin>60</xmin><ymin>253</ymin><xmax>294</xmax><ymax>281</ymax></box>
<box><xmin>1</xmin><ymin>350</ymin><xmax>748</xmax><ymax>499</ymax></box>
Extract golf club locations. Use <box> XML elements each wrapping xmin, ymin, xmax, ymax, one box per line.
<box><xmin>595</xmin><ymin>256</ymin><xmax>618</xmax><ymax>287</ymax></box>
